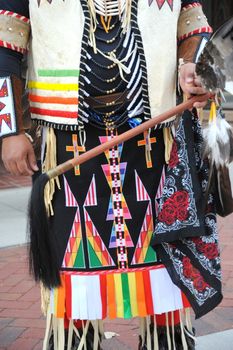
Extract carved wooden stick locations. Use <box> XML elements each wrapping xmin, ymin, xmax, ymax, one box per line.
<box><xmin>47</xmin><ymin>94</ymin><xmax>209</xmax><ymax>179</ymax></box>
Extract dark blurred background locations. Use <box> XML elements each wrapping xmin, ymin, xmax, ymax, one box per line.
<box><xmin>202</xmin><ymin>1</ymin><xmax>233</xmax><ymax>109</ymax></box>
<box><xmin>203</xmin><ymin>0</ymin><xmax>233</xmax><ymax>30</ymax></box>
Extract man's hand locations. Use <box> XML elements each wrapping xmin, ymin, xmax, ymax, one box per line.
<box><xmin>179</xmin><ymin>62</ymin><xmax>208</xmax><ymax>109</ymax></box>
<box><xmin>2</xmin><ymin>134</ymin><xmax>39</xmax><ymax>176</ymax></box>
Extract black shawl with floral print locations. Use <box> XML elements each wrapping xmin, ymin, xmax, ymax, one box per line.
<box><xmin>151</xmin><ymin>110</ymin><xmax>223</xmax><ymax>318</ymax></box>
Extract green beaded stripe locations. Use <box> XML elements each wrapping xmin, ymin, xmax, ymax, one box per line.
<box><xmin>38</xmin><ymin>69</ymin><xmax>80</xmax><ymax>77</ymax></box>
<box><xmin>121</xmin><ymin>273</ymin><xmax>132</xmax><ymax>319</ymax></box>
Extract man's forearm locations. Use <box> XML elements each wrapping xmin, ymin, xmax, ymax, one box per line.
<box><xmin>178</xmin><ymin>1</ymin><xmax>212</xmax><ymax>64</ymax></box>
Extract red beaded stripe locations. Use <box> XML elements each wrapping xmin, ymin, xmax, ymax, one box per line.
<box><xmin>61</xmin><ymin>264</ymin><xmax>165</xmax><ymax>277</ymax></box>
<box><xmin>65</xmin><ymin>274</ymin><xmax>72</xmax><ymax>319</ymax></box>
<box><xmin>0</xmin><ymin>40</ymin><xmax>27</xmax><ymax>54</ymax></box>
<box><xmin>143</xmin><ymin>269</ymin><xmax>154</xmax><ymax>315</ymax></box>
<box><xmin>178</xmin><ymin>26</ymin><xmax>213</xmax><ymax>42</ymax></box>
<box><xmin>0</xmin><ymin>10</ymin><xmax>30</xmax><ymax>23</ymax></box>
<box><xmin>181</xmin><ymin>2</ymin><xmax>202</xmax><ymax>10</ymax></box>
<box><xmin>30</xmin><ymin>107</ymin><xmax>78</xmax><ymax>119</ymax></box>
<box><xmin>100</xmin><ymin>274</ymin><xmax>107</xmax><ymax>319</ymax></box>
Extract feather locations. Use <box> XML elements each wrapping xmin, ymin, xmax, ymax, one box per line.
<box><xmin>202</xmin><ymin>108</ymin><xmax>233</xmax><ymax>166</ymax></box>
<box><xmin>196</xmin><ymin>17</ymin><xmax>233</xmax><ymax>94</ymax></box>
<box><xmin>202</xmin><ymin>107</ymin><xmax>233</xmax><ymax>217</ymax></box>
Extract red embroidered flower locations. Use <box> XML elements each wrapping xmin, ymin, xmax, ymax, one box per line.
<box><xmin>196</xmin><ymin>242</ymin><xmax>206</xmax><ymax>253</ymax></box>
<box><xmin>193</xmin><ymin>239</ymin><xmax>218</xmax><ymax>260</ymax></box>
<box><xmin>192</xmin><ymin>237</ymin><xmax>203</xmax><ymax>244</ymax></box>
<box><xmin>169</xmin><ymin>141</ymin><xmax>179</xmax><ymax>168</ymax></box>
<box><xmin>192</xmin><ymin>238</ymin><xmax>206</xmax><ymax>252</ymax></box>
<box><xmin>202</xmin><ymin>243</ymin><xmax>219</xmax><ymax>260</ymax></box>
<box><xmin>183</xmin><ymin>265</ymin><xmax>193</xmax><ymax>278</ymax></box>
<box><xmin>173</xmin><ymin>191</ymin><xmax>189</xmax><ymax>205</ymax></box>
<box><xmin>193</xmin><ymin>276</ymin><xmax>209</xmax><ymax>292</ymax></box>
<box><xmin>183</xmin><ymin>257</ymin><xmax>193</xmax><ymax>278</ymax></box>
<box><xmin>158</xmin><ymin>210</ymin><xmax>165</xmax><ymax>222</ymax></box>
<box><xmin>177</xmin><ymin>207</ymin><xmax>189</xmax><ymax>221</ymax></box>
<box><xmin>182</xmin><ymin>256</ymin><xmax>209</xmax><ymax>292</ymax></box>
<box><xmin>159</xmin><ymin>201</ymin><xmax>177</xmax><ymax>225</ymax></box>
<box><xmin>158</xmin><ymin>191</ymin><xmax>189</xmax><ymax>225</ymax></box>
<box><xmin>183</xmin><ymin>257</ymin><xmax>191</xmax><ymax>266</ymax></box>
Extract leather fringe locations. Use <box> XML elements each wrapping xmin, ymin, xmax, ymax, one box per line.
<box><xmin>138</xmin><ymin>310</ymin><xmax>196</xmax><ymax>350</ymax></box>
<box><xmin>40</xmin><ymin>283</ymin><xmax>51</xmax><ymax>316</ymax></box>
<box><xmin>42</xmin><ymin>313</ymin><xmax>102</xmax><ymax>350</ymax></box>
<box><xmin>42</xmin><ymin>127</ymin><xmax>60</xmax><ymax>216</ymax></box>
<box><xmin>163</xmin><ymin>127</ymin><xmax>174</xmax><ymax>164</ymax></box>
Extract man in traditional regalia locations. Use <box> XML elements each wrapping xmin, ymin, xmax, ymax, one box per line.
<box><xmin>0</xmin><ymin>0</ymin><xmax>222</xmax><ymax>349</ymax></box>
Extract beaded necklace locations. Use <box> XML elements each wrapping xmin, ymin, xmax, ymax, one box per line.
<box><xmin>81</xmin><ymin>1</ymin><xmax>144</xmax><ymax>129</ymax></box>
<box><xmin>85</xmin><ymin>63</ymin><xmax>120</xmax><ymax>83</ymax></box>
<box><xmin>88</xmin><ymin>108</ymin><xmax>130</xmax><ymax>129</ymax></box>
<box><xmin>95</xmin><ymin>24</ymin><xmax>122</xmax><ymax>43</ymax></box>
<box><xmin>87</xmin><ymin>30</ymin><xmax>133</xmax><ymax>72</ymax></box>
<box><xmin>95</xmin><ymin>30</ymin><xmax>125</xmax><ymax>54</ymax></box>
<box><xmin>86</xmin><ymin>89</ymin><xmax>128</xmax><ymax>107</ymax></box>
<box><xmin>84</xmin><ymin>75</ymin><xmax>125</xmax><ymax>94</ymax></box>
<box><xmin>84</xmin><ymin>84</ymin><xmax>141</xmax><ymax>118</ymax></box>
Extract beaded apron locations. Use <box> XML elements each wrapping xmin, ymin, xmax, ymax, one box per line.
<box><xmin>47</xmin><ymin>1</ymin><xmax>190</xmax><ymax>320</ymax></box>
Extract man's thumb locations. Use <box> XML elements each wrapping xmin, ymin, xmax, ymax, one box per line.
<box><xmin>28</xmin><ymin>147</ymin><xmax>39</xmax><ymax>171</ymax></box>
<box><xmin>185</xmin><ymin>73</ymin><xmax>194</xmax><ymax>84</ymax></box>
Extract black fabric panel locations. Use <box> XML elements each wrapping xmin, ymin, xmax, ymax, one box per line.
<box><xmin>151</xmin><ymin>111</ymin><xmax>208</xmax><ymax>245</ymax></box>
<box><xmin>0</xmin><ymin>0</ymin><xmax>29</xmax><ymax>17</ymax></box>
<box><xmin>155</xmin><ymin>244</ymin><xmax>223</xmax><ymax>319</ymax></box>
<box><xmin>51</xmin><ymin>122</ymin><xmax>165</xmax><ymax>271</ymax></box>
<box><xmin>0</xmin><ymin>48</ymin><xmax>22</xmax><ymax>77</ymax></box>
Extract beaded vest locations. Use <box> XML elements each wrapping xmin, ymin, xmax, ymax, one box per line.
<box><xmin>27</xmin><ymin>0</ymin><xmax>181</xmax><ymax>130</ymax></box>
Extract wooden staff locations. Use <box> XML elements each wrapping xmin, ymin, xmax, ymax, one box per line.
<box><xmin>47</xmin><ymin>94</ymin><xmax>209</xmax><ymax>179</ymax></box>
<box><xmin>29</xmin><ymin>94</ymin><xmax>210</xmax><ymax>289</ymax></box>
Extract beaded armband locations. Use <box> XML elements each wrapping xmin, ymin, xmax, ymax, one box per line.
<box><xmin>0</xmin><ymin>76</ymin><xmax>24</xmax><ymax>139</ymax></box>
<box><xmin>177</xmin><ymin>3</ymin><xmax>212</xmax><ymax>42</ymax></box>
<box><xmin>0</xmin><ymin>10</ymin><xmax>30</xmax><ymax>53</ymax></box>
<box><xmin>177</xmin><ymin>4</ymin><xmax>212</xmax><ymax>64</ymax></box>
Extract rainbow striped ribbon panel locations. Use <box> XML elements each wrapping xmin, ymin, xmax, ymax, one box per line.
<box><xmin>28</xmin><ymin>69</ymin><xmax>80</xmax><ymax>125</ymax></box>
<box><xmin>49</xmin><ymin>266</ymin><xmax>190</xmax><ymax>320</ymax></box>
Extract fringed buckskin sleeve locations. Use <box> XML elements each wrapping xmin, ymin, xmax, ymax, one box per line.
<box><xmin>178</xmin><ymin>1</ymin><xmax>212</xmax><ymax>63</ymax></box>
<box><xmin>0</xmin><ymin>0</ymin><xmax>30</xmax><ymax>138</ymax></box>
